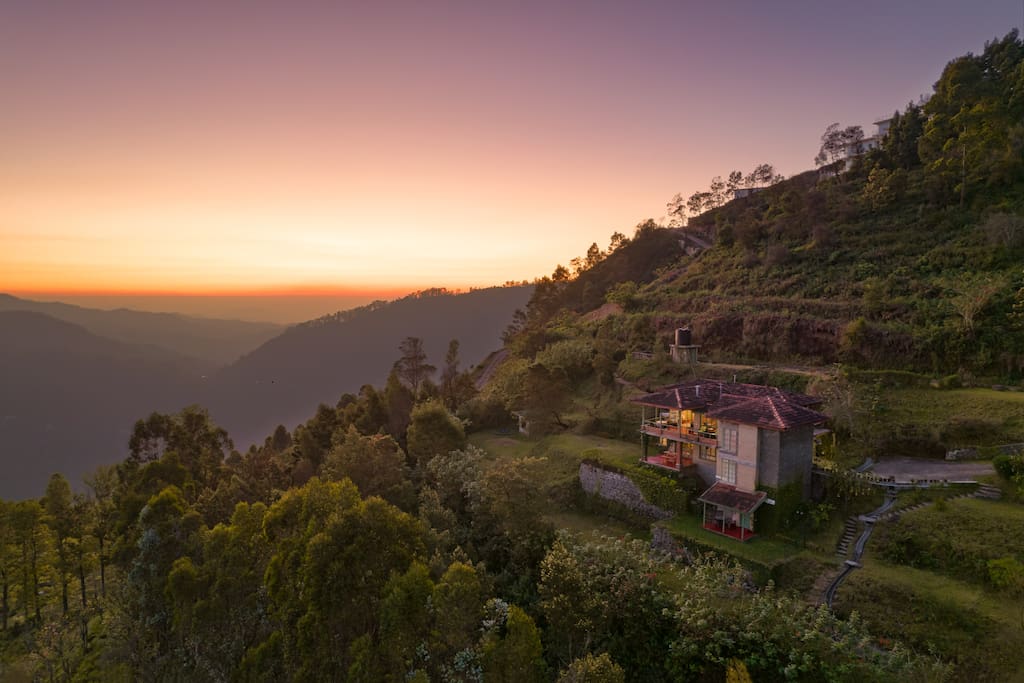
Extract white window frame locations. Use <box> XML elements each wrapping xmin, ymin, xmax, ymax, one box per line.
<box><xmin>721</xmin><ymin>458</ymin><xmax>738</xmax><ymax>485</ymax></box>
<box><xmin>719</xmin><ymin>424</ymin><xmax>739</xmax><ymax>454</ymax></box>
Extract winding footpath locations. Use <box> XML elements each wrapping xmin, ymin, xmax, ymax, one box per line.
<box><xmin>823</xmin><ymin>487</ymin><xmax>898</xmax><ymax>608</ymax></box>
<box><xmin>822</xmin><ymin>481</ymin><xmax>1003</xmax><ymax>608</ymax></box>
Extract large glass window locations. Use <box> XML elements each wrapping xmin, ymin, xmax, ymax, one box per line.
<box><xmin>721</xmin><ymin>459</ymin><xmax>737</xmax><ymax>485</ymax></box>
<box><xmin>700</xmin><ymin>415</ymin><xmax>717</xmax><ymax>436</ymax></box>
<box><xmin>719</xmin><ymin>424</ymin><xmax>738</xmax><ymax>453</ymax></box>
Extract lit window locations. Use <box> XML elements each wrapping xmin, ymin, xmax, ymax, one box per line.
<box><xmin>719</xmin><ymin>424</ymin><xmax>738</xmax><ymax>453</ymax></box>
<box><xmin>701</xmin><ymin>416</ymin><xmax>717</xmax><ymax>435</ymax></box>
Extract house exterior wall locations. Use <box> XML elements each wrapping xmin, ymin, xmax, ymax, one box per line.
<box><xmin>716</xmin><ymin>421</ymin><xmax>758</xmax><ymax>491</ymax></box>
<box><xmin>756</xmin><ymin>429</ymin><xmax>783</xmax><ymax>489</ymax></box>
<box><xmin>693</xmin><ymin>458</ymin><xmax>716</xmax><ymax>488</ymax></box>
<box><xmin>778</xmin><ymin>425</ymin><xmax>815</xmax><ymax>496</ymax></box>
<box><xmin>736</xmin><ymin>424</ymin><xmax>759</xmax><ymax>491</ymax></box>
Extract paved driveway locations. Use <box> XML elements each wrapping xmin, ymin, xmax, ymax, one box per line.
<box><xmin>869</xmin><ymin>456</ymin><xmax>994</xmax><ymax>482</ymax></box>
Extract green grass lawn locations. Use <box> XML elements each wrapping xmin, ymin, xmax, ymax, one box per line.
<box><xmin>469</xmin><ymin>430</ymin><xmax>650</xmax><ymax>538</ymax></box>
<box><xmin>833</xmin><ymin>561</ymin><xmax>1024</xmax><ymax>682</ymax></box>
<box><xmin>469</xmin><ymin>430</ymin><xmax>641</xmax><ymax>482</ymax></box>
<box><xmin>870</xmin><ymin>496</ymin><xmax>1024</xmax><ymax>586</ymax></box>
<box><xmin>661</xmin><ymin>513</ymin><xmax>801</xmax><ymax>566</ymax></box>
<box><xmin>879</xmin><ymin>386</ymin><xmax>1024</xmax><ymax>446</ymax></box>
<box><xmin>470</xmin><ymin>429</ymin><xmax>838</xmax><ymax>577</ymax></box>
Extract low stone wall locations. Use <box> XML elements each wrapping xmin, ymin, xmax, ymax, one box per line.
<box><xmin>578</xmin><ymin>462</ymin><xmax>673</xmax><ymax>520</ymax></box>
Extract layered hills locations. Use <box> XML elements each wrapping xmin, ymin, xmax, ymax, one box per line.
<box><xmin>0</xmin><ymin>286</ymin><xmax>532</xmax><ymax>497</ymax></box>
<box><xmin>0</xmin><ymin>311</ymin><xmax>205</xmax><ymax>497</ymax></box>
<box><xmin>0</xmin><ymin>293</ymin><xmax>284</xmax><ymax>365</ymax></box>
<box><xmin>202</xmin><ymin>286</ymin><xmax>533</xmax><ymax>449</ymax></box>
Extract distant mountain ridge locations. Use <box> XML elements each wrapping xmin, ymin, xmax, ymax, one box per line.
<box><xmin>0</xmin><ymin>286</ymin><xmax>532</xmax><ymax>498</ymax></box>
<box><xmin>0</xmin><ymin>311</ymin><xmax>206</xmax><ymax>498</ymax></box>
<box><xmin>0</xmin><ymin>293</ymin><xmax>284</xmax><ymax>365</ymax></box>
<box><xmin>203</xmin><ymin>286</ymin><xmax>533</xmax><ymax>448</ymax></box>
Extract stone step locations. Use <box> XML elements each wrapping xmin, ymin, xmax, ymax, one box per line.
<box><xmin>836</xmin><ymin>517</ymin><xmax>859</xmax><ymax>556</ymax></box>
<box><xmin>975</xmin><ymin>485</ymin><xmax>1002</xmax><ymax>499</ymax></box>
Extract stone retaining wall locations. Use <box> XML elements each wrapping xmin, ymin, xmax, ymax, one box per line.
<box><xmin>578</xmin><ymin>462</ymin><xmax>673</xmax><ymax>520</ymax></box>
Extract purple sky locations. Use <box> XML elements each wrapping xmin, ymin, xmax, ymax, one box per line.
<box><xmin>2</xmin><ymin>0</ymin><xmax>1020</xmax><ymax>318</ymax></box>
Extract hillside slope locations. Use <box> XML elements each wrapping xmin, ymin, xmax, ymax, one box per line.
<box><xmin>507</xmin><ymin>32</ymin><xmax>1024</xmax><ymax>380</ymax></box>
<box><xmin>203</xmin><ymin>286</ymin><xmax>533</xmax><ymax>448</ymax></box>
<box><xmin>0</xmin><ymin>293</ymin><xmax>283</xmax><ymax>365</ymax></box>
<box><xmin>0</xmin><ymin>311</ymin><xmax>205</xmax><ymax>497</ymax></box>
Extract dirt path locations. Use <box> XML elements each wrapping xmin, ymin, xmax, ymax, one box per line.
<box><xmin>699</xmin><ymin>361</ymin><xmax>835</xmax><ymax>380</ymax></box>
<box><xmin>475</xmin><ymin>348</ymin><xmax>508</xmax><ymax>390</ymax></box>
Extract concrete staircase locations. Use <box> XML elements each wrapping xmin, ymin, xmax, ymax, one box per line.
<box><xmin>880</xmin><ymin>484</ymin><xmax>1003</xmax><ymax>522</ymax></box>
<box><xmin>974</xmin><ymin>484</ymin><xmax>1003</xmax><ymax>500</ymax></box>
<box><xmin>835</xmin><ymin>516</ymin><xmax>858</xmax><ymax>558</ymax></box>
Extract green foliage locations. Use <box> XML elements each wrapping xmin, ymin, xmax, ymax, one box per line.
<box><xmin>406</xmin><ymin>400</ymin><xmax>467</xmax><ymax>468</ymax></box>
<box><xmin>753</xmin><ymin>480</ymin><xmax>803</xmax><ymax>536</ymax></box>
<box><xmin>557</xmin><ymin>652</ymin><xmax>625</xmax><ymax>683</ymax></box>
<box><xmin>539</xmin><ymin>534</ymin><xmax>944</xmax><ymax>682</ymax></box>
<box><xmin>874</xmin><ymin>498</ymin><xmax>1024</xmax><ymax>587</ymax></box>
<box><xmin>987</xmin><ymin>556</ymin><xmax>1024</xmax><ymax>595</ymax></box>
<box><xmin>322</xmin><ymin>426</ymin><xmax>416</xmax><ymax>511</ymax></box>
<box><xmin>539</xmin><ymin>535</ymin><xmax>676</xmax><ymax>679</ymax></box>
<box><xmin>480</xmin><ymin>602</ymin><xmax>546</xmax><ymax>683</ymax></box>
<box><xmin>834</xmin><ymin>565</ymin><xmax>1019</xmax><ymax>681</ymax></box>
<box><xmin>624</xmin><ymin>466</ymin><xmax>690</xmax><ymax>516</ymax></box>
<box><xmin>534</xmin><ymin>339</ymin><xmax>595</xmax><ymax>383</ymax></box>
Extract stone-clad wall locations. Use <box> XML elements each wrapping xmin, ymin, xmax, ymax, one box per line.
<box><xmin>578</xmin><ymin>462</ymin><xmax>673</xmax><ymax>520</ymax></box>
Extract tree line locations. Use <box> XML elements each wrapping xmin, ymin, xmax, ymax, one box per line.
<box><xmin>0</xmin><ymin>332</ymin><xmax>949</xmax><ymax>681</ymax></box>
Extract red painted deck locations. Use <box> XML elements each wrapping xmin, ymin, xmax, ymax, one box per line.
<box><xmin>703</xmin><ymin>522</ymin><xmax>756</xmax><ymax>542</ymax></box>
<box><xmin>642</xmin><ymin>453</ymin><xmax>693</xmax><ymax>471</ymax></box>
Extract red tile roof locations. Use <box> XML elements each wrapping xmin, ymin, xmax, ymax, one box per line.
<box><xmin>631</xmin><ymin>380</ymin><xmax>825</xmax><ymax>430</ymax></box>
<box><xmin>697</xmin><ymin>482</ymin><xmax>768</xmax><ymax>514</ymax></box>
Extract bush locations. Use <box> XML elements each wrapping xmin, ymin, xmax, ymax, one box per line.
<box><xmin>937</xmin><ymin>374</ymin><xmax>962</xmax><ymax>389</ymax></box>
<box><xmin>993</xmin><ymin>453</ymin><xmax>1024</xmax><ymax>480</ymax></box>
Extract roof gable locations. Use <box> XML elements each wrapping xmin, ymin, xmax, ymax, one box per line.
<box><xmin>631</xmin><ymin>379</ymin><xmax>825</xmax><ymax>430</ymax></box>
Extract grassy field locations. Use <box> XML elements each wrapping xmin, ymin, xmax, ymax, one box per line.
<box><xmin>469</xmin><ymin>431</ymin><xmax>650</xmax><ymax>538</ymax></box>
<box><xmin>833</xmin><ymin>561</ymin><xmax>1024</xmax><ymax>682</ymax></box>
<box><xmin>878</xmin><ymin>386</ymin><xmax>1024</xmax><ymax>446</ymax></box>
<box><xmin>661</xmin><ymin>513</ymin><xmax>797</xmax><ymax>565</ymax></box>
<box><xmin>831</xmin><ymin>494</ymin><xmax>1024</xmax><ymax>681</ymax></box>
<box><xmin>871</xmin><ymin>497</ymin><xmax>1024</xmax><ymax>586</ymax></box>
<box><xmin>470</xmin><ymin>430</ymin><xmax>844</xmax><ymax>584</ymax></box>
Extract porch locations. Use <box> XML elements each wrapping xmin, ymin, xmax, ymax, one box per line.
<box><xmin>697</xmin><ymin>482</ymin><xmax>768</xmax><ymax>543</ymax></box>
<box><xmin>702</xmin><ymin>518</ymin><xmax>755</xmax><ymax>541</ymax></box>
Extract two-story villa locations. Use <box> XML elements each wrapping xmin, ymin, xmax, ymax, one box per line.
<box><xmin>632</xmin><ymin>380</ymin><xmax>827</xmax><ymax>540</ymax></box>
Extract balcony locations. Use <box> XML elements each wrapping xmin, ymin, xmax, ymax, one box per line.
<box><xmin>642</xmin><ymin>451</ymin><xmax>695</xmax><ymax>472</ymax></box>
<box><xmin>640</xmin><ymin>420</ymin><xmax>718</xmax><ymax>447</ymax></box>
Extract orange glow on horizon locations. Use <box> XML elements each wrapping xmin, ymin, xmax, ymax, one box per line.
<box><xmin>6</xmin><ymin>284</ymin><xmax>435</xmax><ymax>299</ymax></box>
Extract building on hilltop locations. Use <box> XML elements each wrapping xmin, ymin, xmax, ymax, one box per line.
<box><xmin>631</xmin><ymin>379</ymin><xmax>827</xmax><ymax>541</ymax></box>
<box><xmin>842</xmin><ymin>116</ymin><xmax>893</xmax><ymax>171</ymax></box>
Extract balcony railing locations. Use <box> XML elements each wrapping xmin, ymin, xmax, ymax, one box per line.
<box><xmin>641</xmin><ymin>421</ymin><xmax>718</xmax><ymax>446</ymax></box>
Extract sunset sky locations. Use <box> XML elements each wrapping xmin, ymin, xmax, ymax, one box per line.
<box><xmin>2</xmin><ymin>1</ymin><xmax>1021</xmax><ymax>320</ymax></box>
